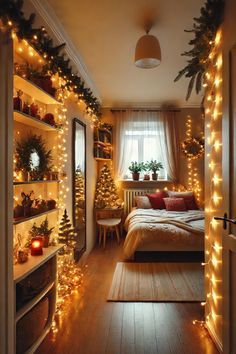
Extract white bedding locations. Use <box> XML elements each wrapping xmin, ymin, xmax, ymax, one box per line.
<box><xmin>123</xmin><ymin>208</ymin><xmax>204</xmax><ymax>259</ymax></box>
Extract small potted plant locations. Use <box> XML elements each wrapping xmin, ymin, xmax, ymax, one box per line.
<box><xmin>29</xmin><ymin>217</ymin><xmax>54</xmax><ymax>248</ymax></box>
<box><xmin>147</xmin><ymin>160</ymin><xmax>163</xmax><ymax>180</ymax></box>
<box><xmin>143</xmin><ymin>163</ymin><xmax>151</xmax><ymax>180</ymax></box>
<box><xmin>128</xmin><ymin>161</ymin><xmax>144</xmax><ymax>181</ymax></box>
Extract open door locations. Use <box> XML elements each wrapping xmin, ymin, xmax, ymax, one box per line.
<box><xmin>215</xmin><ymin>46</ymin><xmax>236</xmax><ymax>354</ymax></box>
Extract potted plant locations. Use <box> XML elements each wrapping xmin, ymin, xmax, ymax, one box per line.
<box><xmin>143</xmin><ymin>163</ymin><xmax>151</xmax><ymax>180</ymax></box>
<box><xmin>29</xmin><ymin>217</ymin><xmax>54</xmax><ymax>248</ymax></box>
<box><xmin>147</xmin><ymin>160</ymin><xmax>164</xmax><ymax>180</ymax></box>
<box><xmin>128</xmin><ymin>161</ymin><xmax>144</xmax><ymax>181</ymax></box>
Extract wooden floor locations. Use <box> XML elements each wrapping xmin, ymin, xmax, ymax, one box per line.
<box><xmin>37</xmin><ymin>238</ymin><xmax>218</xmax><ymax>354</ymax></box>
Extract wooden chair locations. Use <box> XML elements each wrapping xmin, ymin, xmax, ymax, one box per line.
<box><xmin>95</xmin><ymin>209</ymin><xmax>124</xmax><ymax>248</ymax></box>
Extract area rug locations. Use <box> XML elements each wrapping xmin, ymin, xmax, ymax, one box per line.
<box><xmin>107</xmin><ymin>262</ymin><xmax>204</xmax><ymax>302</ymax></box>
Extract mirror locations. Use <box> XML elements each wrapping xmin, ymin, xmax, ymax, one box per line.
<box><xmin>73</xmin><ymin>118</ymin><xmax>86</xmax><ymax>259</ymax></box>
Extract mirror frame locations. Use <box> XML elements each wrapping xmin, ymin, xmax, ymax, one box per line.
<box><xmin>72</xmin><ymin>118</ymin><xmax>86</xmax><ymax>259</ymax></box>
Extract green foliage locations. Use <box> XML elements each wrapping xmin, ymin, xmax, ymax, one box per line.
<box><xmin>146</xmin><ymin>160</ymin><xmax>163</xmax><ymax>173</ymax></box>
<box><xmin>15</xmin><ymin>133</ymin><xmax>52</xmax><ymax>179</ymax></box>
<box><xmin>29</xmin><ymin>217</ymin><xmax>54</xmax><ymax>238</ymax></box>
<box><xmin>128</xmin><ymin>162</ymin><xmax>145</xmax><ymax>173</ymax></box>
<box><xmin>174</xmin><ymin>0</ymin><xmax>224</xmax><ymax>100</ymax></box>
<box><xmin>0</xmin><ymin>0</ymin><xmax>101</xmax><ymax>118</ymax></box>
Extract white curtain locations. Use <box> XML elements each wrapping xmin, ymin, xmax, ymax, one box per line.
<box><xmin>113</xmin><ymin>109</ymin><xmax>179</xmax><ymax>181</ymax></box>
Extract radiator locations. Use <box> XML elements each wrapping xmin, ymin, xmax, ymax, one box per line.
<box><xmin>123</xmin><ymin>188</ymin><xmax>156</xmax><ymax>215</ymax></box>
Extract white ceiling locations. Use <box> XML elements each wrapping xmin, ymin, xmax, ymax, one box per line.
<box><xmin>46</xmin><ymin>0</ymin><xmax>204</xmax><ymax>108</ymax></box>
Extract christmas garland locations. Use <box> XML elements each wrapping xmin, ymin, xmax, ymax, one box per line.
<box><xmin>0</xmin><ymin>0</ymin><xmax>101</xmax><ymax>120</ymax></box>
<box><xmin>174</xmin><ymin>0</ymin><xmax>224</xmax><ymax>101</ymax></box>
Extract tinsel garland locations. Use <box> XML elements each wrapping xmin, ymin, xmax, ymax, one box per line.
<box><xmin>174</xmin><ymin>0</ymin><xmax>224</xmax><ymax>101</ymax></box>
<box><xmin>0</xmin><ymin>0</ymin><xmax>101</xmax><ymax>120</ymax></box>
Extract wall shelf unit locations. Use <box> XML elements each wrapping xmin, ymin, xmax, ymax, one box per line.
<box><xmin>14</xmin><ymin>75</ymin><xmax>60</xmax><ymax>105</ymax></box>
<box><xmin>94</xmin><ymin>126</ymin><xmax>112</xmax><ymax>160</ymax></box>
<box><xmin>13</xmin><ymin>38</ymin><xmax>63</xmax><ymax>353</ymax></box>
<box><xmin>14</xmin><ymin>180</ymin><xmax>60</xmax><ymax>186</ymax></box>
<box><xmin>14</xmin><ymin>110</ymin><xmax>59</xmax><ymax>131</ymax></box>
<box><xmin>13</xmin><ymin>208</ymin><xmax>59</xmax><ymax>225</ymax></box>
<box><xmin>14</xmin><ymin>245</ymin><xmax>63</xmax><ymax>354</ymax></box>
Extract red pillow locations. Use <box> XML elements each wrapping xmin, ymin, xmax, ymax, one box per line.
<box><xmin>163</xmin><ymin>198</ymin><xmax>187</xmax><ymax>211</ymax></box>
<box><xmin>176</xmin><ymin>195</ymin><xmax>199</xmax><ymax>210</ymax></box>
<box><xmin>146</xmin><ymin>191</ymin><xmax>167</xmax><ymax>209</ymax></box>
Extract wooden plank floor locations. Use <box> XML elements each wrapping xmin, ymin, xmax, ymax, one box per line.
<box><xmin>36</xmin><ymin>238</ymin><xmax>218</xmax><ymax>354</ymax></box>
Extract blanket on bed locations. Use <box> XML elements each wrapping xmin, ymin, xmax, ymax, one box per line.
<box><xmin>124</xmin><ymin>209</ymin><xmax>204</xmax><ymax>259</ymax></box>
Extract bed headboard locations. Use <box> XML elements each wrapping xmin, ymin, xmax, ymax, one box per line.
<box><xmin>123</xmin><ymin>188</ymin><xmax>156</xmax><ymax>216</ymax></box>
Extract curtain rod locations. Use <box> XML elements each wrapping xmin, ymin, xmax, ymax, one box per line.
<box><xmin>110</xmin><ymin>108</ymin><xmax>181</xmax><ymax>113</ymax></box>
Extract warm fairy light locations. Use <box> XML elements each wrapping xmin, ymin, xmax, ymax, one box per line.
<box><xmin>199</xmin><ymin>28</ymin><xmax>223</xmax><ymax>335</ymax></box>
<box><xmin>212</xmin><ymin>174</ymin><xmax>222</xmax><ymax>185</ymax></box>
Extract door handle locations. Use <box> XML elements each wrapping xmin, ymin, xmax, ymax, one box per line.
<box><xmin>214</xmin><ymin>213</ymin><xmax>236</xmax><ymax>230</ymax></box>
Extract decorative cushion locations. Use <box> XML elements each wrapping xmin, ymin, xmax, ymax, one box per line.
<box><xmin>167</xmin><ymin>190</ymin><xmax>193</xmax><ymax>197</ymax></box>
<box><xmin>146</xmin><ymin>191</ymin><xmax>168</xmax><ymax>209</ymax></box>
<box><xmin>176</xmin><ymin>195</ymin><xmax>199</xmax><ymax>210</ymax></box>
<box><xmin>134</xmin><ymin>196</ymin><xmax>152</xmax><ymax>209</ymax></box>
<box><xmin>163</xmin><ymin>198</ymin><xmax>187</xmax><ymax>211</ymax></box>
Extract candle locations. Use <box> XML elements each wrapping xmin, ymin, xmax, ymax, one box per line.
<box><xmin>31</xmin><ymin>237</ymin><xmax>43</xmax><ymax>256</ymax></box>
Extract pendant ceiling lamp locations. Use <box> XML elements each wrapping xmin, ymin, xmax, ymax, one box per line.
<box><xmin>135</xmin><ymin>23</ymin><xmax>161</xmax><ymax>69</ymax></box>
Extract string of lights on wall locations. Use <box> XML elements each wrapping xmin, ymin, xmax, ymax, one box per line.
<box><xmin>182</xmin><ymin>116</ymin><xmax>203</xmax><ymax>203</ymax></box>
<box><xmin>193</xmin><ymin>30</ymin><xmax>223</xmax><ymax>339</ymax></box>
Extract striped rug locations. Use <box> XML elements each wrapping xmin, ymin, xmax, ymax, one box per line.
<box><xmin>108</xmin><ymin>262</ymin><xmax>204</xmax><ymax>302</ymax></box>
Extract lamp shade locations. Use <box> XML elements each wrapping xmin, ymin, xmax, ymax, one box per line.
<box><xmin>135</xmin><ymin>34</ymin><xmax>161</xmax><ymax>69</ymax></box>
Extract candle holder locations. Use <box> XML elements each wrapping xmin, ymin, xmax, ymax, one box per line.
<box><xmin>30</xmin><ymin>237</ymin><xmax>43</xmax><ymax>256</ymax></box>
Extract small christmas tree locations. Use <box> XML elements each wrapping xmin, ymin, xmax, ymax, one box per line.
<box><xmin>58</xmin><ymin>209</ymin><xmax>76</xmax><ymax>248</ymax></box>
<box><xmin>75</xmin><ymin>167</ymin><xmax>85</xmax><ymax>209</ymax></box>
<box><xmin>94</xmin><ymin>163</ymin><xmax>120</xmax><ymax>208</ymax></box>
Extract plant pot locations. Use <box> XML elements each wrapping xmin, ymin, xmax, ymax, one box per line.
<box><xmin>13</xmin><ymin>96</ymin><xmax>22</xmax><ymax>111</ymax></box>
<box><xmin>132</xmin><ymin>172</ymin><xmax>140</xmax><ymax>181</ymax></box>
<box><xmin>143</xmin><ymin>174</ymin><xmax>150</xmax><ymax>181</ymax></box>
<box><xmin>43</xmin><ymin>235</ymin><xmax>50</xmax><ymax>248</ymax></box>
<box><xmin>14</xmin><ymin>205</ymin><xmax>24</xmax><ymax>218</ymax></box>
<box><xmin>152</xmin><ymin>173</ymin><xmax>158</xmax><ymax>181</ymax></box>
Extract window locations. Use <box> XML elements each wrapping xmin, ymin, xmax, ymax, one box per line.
<box><xmin>123</xmin><ymin>121</ymin><xmax>167</xmax><ymax>179</ymax></box>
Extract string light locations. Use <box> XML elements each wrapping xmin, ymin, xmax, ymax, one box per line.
<box><xmin>193</xmin><ymin>29</ymin><xmax>223</xmax><ymax>339</ymax></box>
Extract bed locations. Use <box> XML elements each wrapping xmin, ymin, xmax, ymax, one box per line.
<box><xmin>123</xmin><ymin>208</ymin><xmax>204</xmax><ymax>260</ymax></box>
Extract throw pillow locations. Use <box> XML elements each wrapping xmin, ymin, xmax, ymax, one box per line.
<box><xmin>147</xmin><ymin>191</ymin><xmax>168</xmax><ymax>209</ymax></box>
<box><xmin>163</xmin><ymin>197</ymin><xmax>187</xmax><ymax>211</ymax></box>
<box><xmin>134</xmin><ymin>196</ymin><xmax>152</xmax><ymax>209</ymax></box>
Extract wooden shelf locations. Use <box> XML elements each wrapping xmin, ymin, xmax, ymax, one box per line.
<box><xmin>14</xmin><ymin>245</ymin><xmax>63</xmax><ymax>283</ymax></box>
<box><xmin>15</xmin><ymin>281</ymin><xmax>55</xmax><ymax>323</ymax></box>
<box><xmin>25</xmin><ymin>322</ymin><xmax>51</xmax><ymax>354</ymax></box>
<box><xmin>95</xmin><ymin>158</ymin><xmax>112</xmax><ymax>161</ymax></box>
<box><xmin>14</xmin><ymin>180</ymin><xmax>60</xmax><ymax>186</ymax></box>
<box><xmin>94</xmin><ymin>141</ymin><xmax>112</xmax><ymax>147</ymax></box>
<box><xmin>14</xmin><ymin>110</ymin><xmax>59</xmax><ymax>131</ymax></box>
<box><xmin>14</xmin><ymin>75</ymin><xmax>60</xmax><ymax>105</ymax></box>
<box><xmin>13</xmin><ymin>208</ymin><xmax>59</xmax><ymax>225</ymax></box>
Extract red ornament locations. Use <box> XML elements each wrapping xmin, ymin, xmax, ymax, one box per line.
<box><xmin>30</xmin><ymin>237</ymin><xmax>43</xmax><ymax>256</ymax></box>
<box><xmin>42</xmin><ymin>113</ymin><xmax>55</xmax><ymax>126</ymax></box>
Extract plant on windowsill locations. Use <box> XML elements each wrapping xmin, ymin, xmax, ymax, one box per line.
<box><xmin>146</xmin><ymin>160</ymin><xmax>163</xmax><ymax>181</ymax></box>
<box><xmin>128</xmin><ymin>162</ymin><xmax>145</xmax><ymax>181</ymax></box>
<box><xmin>143</xmin><ymin>163</ymin><xmax>150</xmax><ymax>180</ymax></box>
